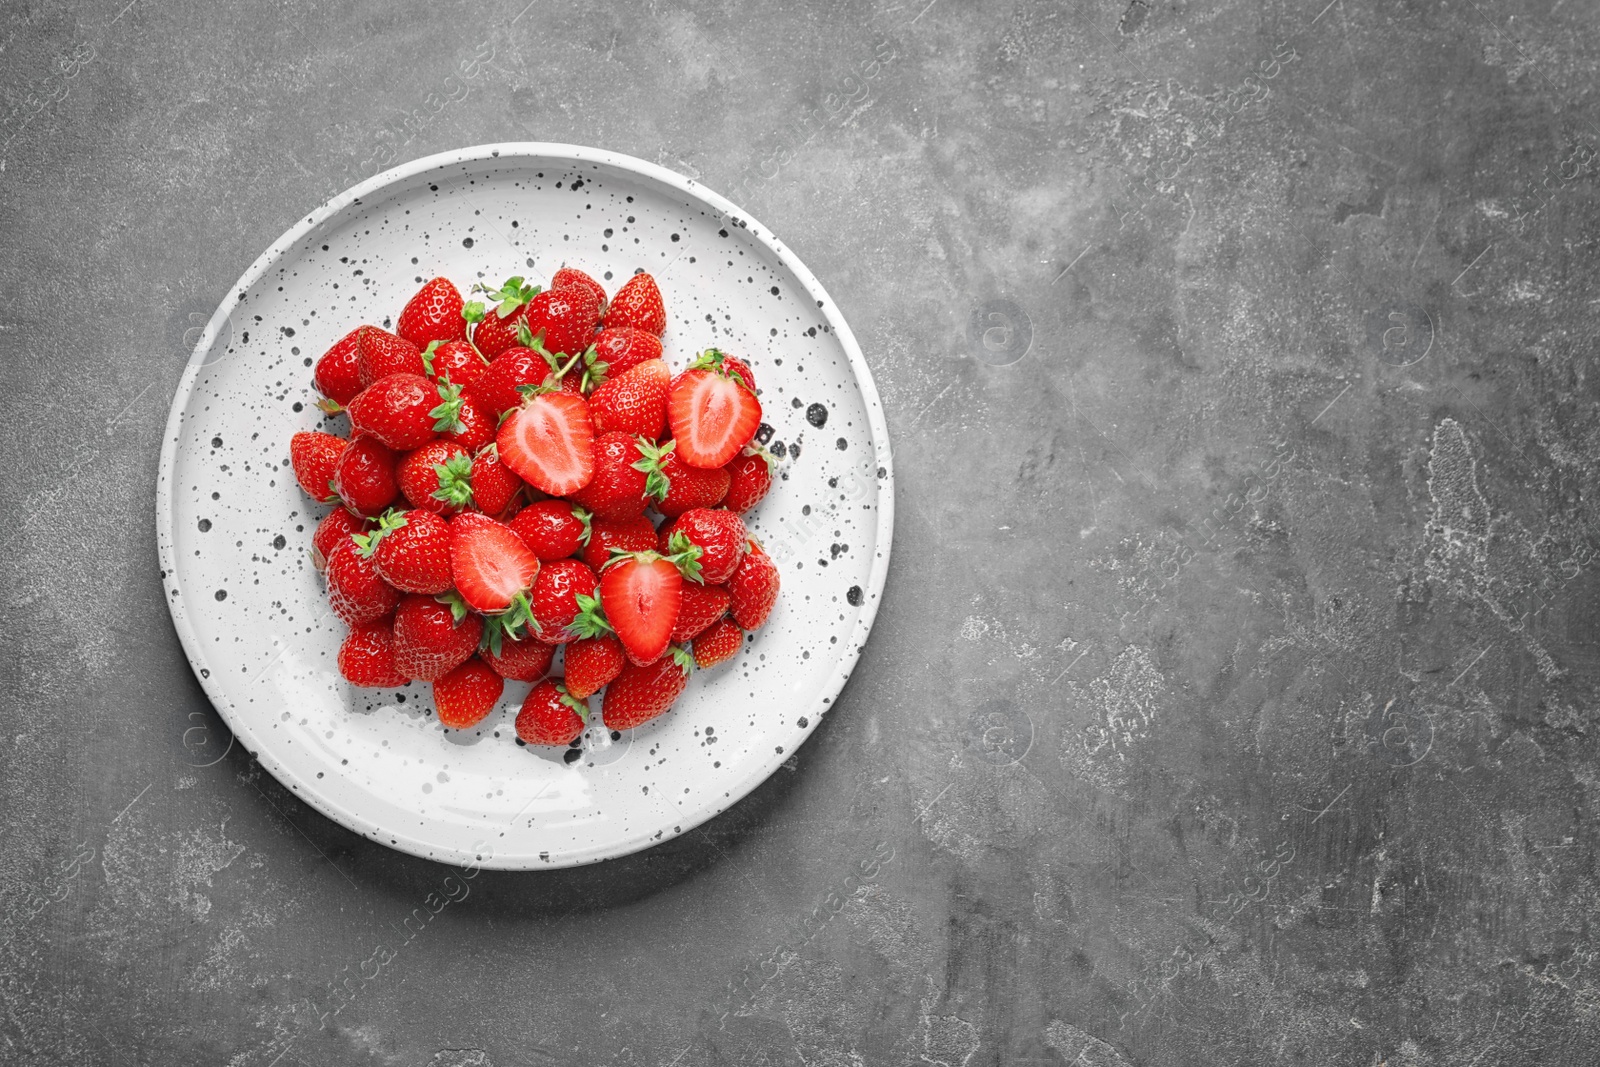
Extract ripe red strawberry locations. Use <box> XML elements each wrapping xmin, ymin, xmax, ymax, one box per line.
<box><xmin>326</xmin><ymin>538</ymin><xmax>400</xmax><ymax>626</ymax></box>
<box><xmin>356</xmin><ymin>326</ymin><xmax>427</xmax><ymax>386</ymax></box>
<box><xmin>667</xmin><ymin>352</ymin><xmax>762</xmax><ymax>469</ymax></box>
<box><xmin>481</xmin><ymin>630</ymin><xmax>555</xmax><ymax>681</ymax></box>
<box><xmin>603</xmin><ymin>648</ymin><xmax>693</xmax><ymax>730</ymax></box>
<box><xmin>564</xmin><ymin>636</ymin><xmax>626</xmax><ymax>698</ymax></box>
<box><xmin>434</xmin><ymin>656</ymin><xmax>504</xmax><ymax>728</ymax></box>
<box><xmin>338</xmin><ymin>617</ymin><xmax>409</xmax><ymax>687</ymax></box>
<box><xmin>516</xmin><ymin>679</ymin><xmax>589</xmax><ymax>745</ymax></box>
<box><xmin>719</xmin><ymin>353</ymin><xmax>758</xmax><ymax>395</ymax></box>
<box><xmin>605</xmin><ymin>272</ymin><xmax>666</xmax><ymax>335</ymax></box>
<box><xmin>579</xmin><ymin>515</ymin><xmax>658</xmax><ymax>572</ymax></box>
<box><xmin>524</xmin><ymin>285</ymin><xmax>601</xmax><ymax>358</ymax></box>
<box><xmin>465</xmin><ymin>276</ymin><xmax>539</xmax><ymax>360</ymax></box>
<box><xmin>437</xmin><ymin>387</ymin><xmax>495</xmax><ymax>451</ymax></box>
<box><xmin>509</xmin><ymin>499</ymin><xmax>591</xmax><ymax>560</ymax></box>
<box><xmin>422</xmin><ymin>339</ymin><xmax>487</xmax><ymax>387</ymax></box>
<box><xmin>693</xmin><ymin>616</ymin><xmax>744</xmax><ymax>668</ymax></box>
<box><xmin>659</xmin><ymin>508</ymin><xmax>748</xmax><ymax>584</ymax></box>
<box><xmin>314</xmin><ymin>327</ymin><xmax>365</xmax><ymax>407</ymax></box>
<box><xmin>449</xmin><ymin>512</ymin><xmax>540</xmax><ymax>616</ymax></box>
<box><xmin>312</xmin><ymin>507</ymin><xmax>369</xmax><ymax>569</ymax></box>
<box><xmin>599</xmin><ymin>552</ymin><xmax>685</xmax><ymax>665</ymax></box>
<box><xmin>496</xmin><ymin>391</ymin><xmax>595</xmax><ymax>496</ymax></box>
<box><xmin>468</xmin><ymin>444</ymin><xmax>524</xmax><ymax>517</ymax></box>
<box><xmin>290</xmin><ymin>431</ymin><xmax>346</xmax><ymax>503</ymax></box>
<box><xmin>656</xmin><ymin>446</ymin><xmax>731</xmax><ymax>518</ymax></box>
<box><xmin>591</xmin><ymin>326</ymin><xmax>663</xmax><ymax>380</ymax></box>
<box><xmin>529</xmin><ymin>558</ymin><xmax>599</xmax><ymax>643</ymax></box>
<box><xmin>358</xmin><ymin>508</ymin><xmax>452</xmax><ymax>594</ymax></box>
<box><xmin>398</xmin><ymin>277</ymin><xmax>468</xmax><ymax>349</ymax></box>
<box><xmin>398</xmin><ymin>440</ymin><xmax>472</xmax><ymax>515</ymax></box>
<box><xmin>728</xmin><ymin>540</ymin><xmax>780</xmax><ymax>630</ymax></box>
<box><xmin>551</xmin><ymin>265</ymin><xmax>607</xmax><ymax>310</ymax></box>
<box><xmin>570</xmin><ymin>431</ymin><xmax>652</xmax><ymax>521</ymax></box>
<box><xmin>671</xmin><ymin>583</ymin><xmax>730</xmax><ymax>642</ymax></box>
<box><xmin>392</xmin><ymin>593</ymin><xmax>483</xmax><ymax>681</ymax></box>
<box><xmin>333</xmin><ymin>435</ymin><xmax>399</xmax><ymax>516</ymax></box>
<box><xmin>465</xmin><ymin>346</ymin><xmax>547</xmax><ymax>416</ymax></box>
<box><xmin>589</xmin><ymin>358</ymin><xmax>669</xmax><ymax>438</ymax></box>
<box><xmin>347</xmin><ymin>373</ymin><xmax>442</xmax><ymax>450</ymax></box>
<box><xmin>722</xmin><ymin>444</ymin><xmax>775</xmax><ymax>513</ymax></box>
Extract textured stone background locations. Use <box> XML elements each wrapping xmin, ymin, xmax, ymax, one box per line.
<box><xmin>4</xmin><ymin>0</ymin><xmax>1600</xmax><ymax>1063</ymax></box>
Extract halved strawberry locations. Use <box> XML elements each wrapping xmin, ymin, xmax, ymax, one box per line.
<box><xmin>524</xmin><ymin>285</ymin><xmax>601</xmax><ymax>358</ymax></box>
<box><xmin>598</xmin><ymin>551</ymin><xmax>691</xmax><ymax>665</ymax></box>
<box><xmin>570</xmin><ymin>431</ymin><xmax>652</xmax><ymax>521</ymax></box>
<box><xmin>348</xmin><ymin>373</ymin><xmax>441</xmax><ymax>451</ymax></box>
<box><xmin>671</xmin><ymin>582</ymin><xmax>730</xmax><ymax>642</ymax></box>
<box><xmin>516</xmin><ymin>679</ymin><xmax>589</xmax><ymax>745</ymax></box>
<box><xmin>333</xmin><ymin>435</ymin><xmax>399</xmax><ymax>516</ymax></box>
<box><xmin>422</xmin><ymin>339</ymin><xmax>487</xmax><ymax>387</ymax></box>
<box><xmin>398</xmin><ymin>440</ymin><xmax>472</xmax><ymax>515</ymax></box>
<box><xmin>449</xmin><ymin>512</ymin><xmax>540</xmax><ymax>616</ymax></box>
<box><xmin>579</xmin><ymin>515</ymin><xmax>658</xmax><ymax>572</ymax></box>
<box><xmin>564</xmin><ymin>635</ymin><xmax>626</xmax><ymax>699</ymax></box>
<box><xmin>392</xmin><ymin>593</ymin><xmax>483</xmax><ymax>681</ymax></box>
<box><xmin>314</xmin><ymin>327</ymin><xmax>365</xmax><ymax>407</ymax></box>
<box><xmin>722</xmin><ymin>444</ymin><xmax>775</xmax><ymax>513</ymax></box>
<box><xmin>312</xmin><ymin>507</ymin><xmax>369</xmax><ymax>570</ymax></box>
<box><xmin>551</xmin><ymin>265</ymin><xmax>607</xmax><ymax>310</ymax></box>
<box><xmin>398</xmin><ymin>277</ymin><xmax>468</xmax><ymax>349</ymax></box>
<box><xmin>481</xmin><ymin>629</ymin><xmax>555</xmax><ymax>682</ymax></box>
<box><xmin>693</xmin><ymin>616</ymin><xmax>744</xmax><ymax>668</ymax></box>
<box><xmin>658</xmin><ymin>508</ymin><xmax>747</xmax><ymax>584</ymax></box>
<box><xmin>468</xmin><ymin>444</ymin><xmax>525</xmax><ymax>517</ymax></box>
<box><xmin>355</xmin><ymin>326</ymin><xmax>427</xmax><ymax>386</ymax></box>
<box><xmin>656</xmin><ymin>446</ymin><xmax>731</xmax><ymax>518</ymax></box>
<box><xmin>591</xmin><ymin>326</ymin><xmax>662</xmax><ymax>381</ymax></box>
<box><xmin>510</xmin><ymin>499</ymin><xmax>591</xmax><ymax>560</ymax></box>
<box><xmin>728</xmin><ymin>540</ymin><xmax>780</xmax><ymax>630</ymax></box>
<box><xmin>605</xmin><ymin>272</ymin><xmax>666</xmax><ymax>335</ymax></box>
<box><xmin>338</xmin><ymin>617</ymin><xmax>409</xmax><ymax>687</ymax></box>
<box><xmin>465</xmin><ymin>276</ymin><xmax>539</xmax><ymax>360</ymax></box>
<box><xmin>434</xmin><ymin>656</ymin><xmax>504</xmax><ymax>728</ymax></box>
<box><xmin>290</xmin><ymin>431</ymin><xmax>346</xmax><ymax>503</ymax></box>
<box><xmin>465</xmin><ymin>345</ymin><xmax>548</xmax><ymax>416</ymax></box>
<box><xmin>590</xmin><ymin>358</ymin><xmax>669</xmax><ymax>438</ymax></box>
<box><xmin>326</xmin><ymin>538</ymin><xmax>400</xmax><ymax>626</ymax></box>
<box><xmin>667</xmin><ymin>352</ymin><xmax>762</xmax><ymax>469</ymax></box>
<box><xmin>358</xmin><ymin>508</ymin><xmax>453</xmax><ymax>594</ymax></box>
<box><xmin>496</xmin><ymin>391</ymin><xmax>595</xmax><ymax>496</ymax></box>
<box><xmin>602</xmin><ymin>647</ymin><xmax>693</xmax><ymax>730</ymax></box>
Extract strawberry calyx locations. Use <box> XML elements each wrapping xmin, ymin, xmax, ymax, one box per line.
<box><xmin>351</xmin><ymin>508</ymin><xmax>407</xmax><ymax>558</ymax></box>
<box><xmin>573</xmin><ymin>504</ymin><xmax>594</xmax><ymax>546</ymax></box>
<box><xmin>577</xmin><ymin>346</ymin><xmax>608</xmax><ymax>392</ymax></box>
<box><xmin>420</xmin><ymin>340</ymin><xmax>441</xmax><ymax>376</ymax></box>
<box><xmin>689</xmin><ymin>348</ymin><xmax>749</xmax><ymax>390</ymax></box>
<box><xmin>437</xmin><ymin>589</ymin><xmax>472</xmax><ymax>624</ymax></box>
<box><xmin>314</xmin><ymin>396</ymin><xmax>345</xmax><ymax>415</ymax></box>
<box><xmin>480</xmin><ymin>603</ymin><xmax>540</xmax><ymax>656</ymax></box>
<box><xmin>567</xmin><ymin>591</ymin><xmax>613</xmax><ymax>639</ymax></box>
<box><xmin>498</xmin><ymin>590</ymin><xmax>541</xmax><ymax>640</ymax></box>
<box><xmin>467</xmin><ymin>276</ymin><xmax>540</xmax><ymax>323</ymax></box>
<box><xmin>632</xmin><ymin>437</ymin><xmax>674</xmax><ymax>502</ymax></box>
<box><xmin>431</xmin><ymin>453</ymin><xmax>475</xmax><ymax>510</ymax></box>
<box><xmin>742</xmin><ymin>441</ymin><xmax>778</xmax><ymax>471</ymax></box>
<box><xmin>668</xmin><ymin>644</ymin><xmax>695</xmax><ymax>674</ymax></box>
<box><xmin>663</xmin><ymin>530</ymin><xmax>705</xmax><ymax>584</ymax></box>
<box><xmin>555</xmin><ymin>681</ymin><xmax>591</xmax><ymax>723</ymax></box>
<box><xmin>516</xmin><ymin>320</ymin><xmax>549</xmax><ymax>355</ymax></box>
<box><xmin>430</xmin><ymin>377</ymin><xmax>467</xmax><ymax>433</ymax></box>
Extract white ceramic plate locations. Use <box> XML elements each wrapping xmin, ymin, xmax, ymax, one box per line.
<box><xmin>156</xmin><ymin>144</ymin><xmax>893</xmax><ymax>869</ymax></box>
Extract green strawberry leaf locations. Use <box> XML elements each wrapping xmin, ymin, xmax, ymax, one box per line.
<box><xmin>351</xmin><ymin>508</ymin><xmax>407</xmax><ymax>557</ymax></box>
<box><xmin>431</xmin><ymin>453</ymin><xmax>475</xmax><ymax>509</ymax></box>
<box><xmin>437</xmin><ymin>589</ymin><xmax>470</xmax><ymax>625</ymax></box>
<box><xmin>567</xmin><ymin>592</ymin><xmax>614</xmax><ymax>638</ymax></box>
<box><xmin>631</xmin><ymin>436</ymin><xmax>674</xmax><ymax>502</ymax></box>
<box><xmin>669</xmin><ymin>645</ymin><xmax>695</xmax><ymax>673</ymax></box>
<box><xmin>430</xmin><ymin>378</ymin><xmax>466</xmax><ymax>433</ymax></box>
<box><xmin>314</xmin><ymin>396</ymin><xmax>345</xmax><ymax>416</ymax></box>
<box><xmin>421</xmin><ymin>339</ymin><xmax>442</xmax><ymax>376</ymax></box>
<box><xmin>572</xmin><ymin>504</ymin><xmax>593</xmax><ymax>547</ymax></box>
<box><xmin>462</xmin><ymin>300</ymin><xmax>486</xmax><ymax>325</ymax></box>
<box><xmin>556</xmin><ymin>683</ymin><xmax>590</xmax><ymax>723</ymax></box>
<box><xmin>664</xmin><ymin>530</ymin><xmax>704</xmax><ymax>584</ymax></box>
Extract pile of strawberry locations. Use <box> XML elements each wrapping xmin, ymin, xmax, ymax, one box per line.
<box><xmin>288</xmin><ymin>267</ymin><xmax>779</xmax><ymax>747</ymax></box>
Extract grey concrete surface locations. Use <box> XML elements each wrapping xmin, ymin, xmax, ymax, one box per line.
<box><xmin>4</xmin><ymin>0</ymin><xmax>1600</xmax><ymax>1063</ymax></box>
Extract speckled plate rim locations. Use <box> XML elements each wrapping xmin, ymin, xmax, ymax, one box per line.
<box><xmin>156</xmin><ymin>142</ymin><xmax>895</xmax><ymax>870</ymax></box>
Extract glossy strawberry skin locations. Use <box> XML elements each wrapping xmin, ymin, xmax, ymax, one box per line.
<box><xmin>290</xmin><ymin>431</ymin><xmax>347</xmax><ymax>503</ymax></box>
<box><xmin>371</xmin><ymin>509</ymin><xmax>453</xmax><ymax>594</ymax></box>
<box><xmin>441</xmin><ymin>390</ymin><xmax>496</xmax><ymax>451</ymax></box>
<box><xmin>605</xmin><ymin>273</ymin><xmax>666</xmax><ymax>335</ymax></box>
<box><xmin>590</xmin><ymin>358</ymin><xmax>669</xmax><ymax>438</ymax></box>
<box><xmin>339</xmin><ymin>617</ymin><xmax>409</xmax><ymax>687</ymax></box>
<box><xmin>516</xmin><ymin>680</ymin><xmax>587</xmax><ymax>745</ymax></box>
<box><xmin>470</xmin><ymin>305</ymin><xmax>531</xmax><ymax>362</ymax></box>
<box><xmin>602</xmin><ymin>653</ymin><xmax>690</xmax><ymax>730</ymax></box>
<box><xmin>509</xmin><ymin>499</ymin><xmax>589</xmax><ymax>560</ymax></box>
<box><xmin>600</xmin><ymin>555</ymin><xmax>682</xmax><ymax>666</ymax></box>
<box><xmin>524</xmin><ymin>285</ymin><xmax>600</xmax><ymax>358</ymax></box>
<box><xmin>466</xmin><ymin>346</ymin><xmax>548</xmax><ymax>417</ymax></box>
<box><xmin>722</xmin><ymin>446</ymin><xmax>774</xmax><ymax>513</ymax></box>
<box><xmin>659</xmin><ymin>508</ymin><xmax>748</xmax><ymax>585</ymax></box>
<box><xmin>530</xmin><ymin>558</ymin><xmax>599</xmax><ymax>643</ymax></box>
<box><xmin>469</xmin><ymin>445</ymin><xmax>524</xmax><ymax>517</ymax></box>
<box><xmin>392</xmin><ymin>594</ymin><xmax>483</xmax><ymax>681</ymax></box>
<box><xmin>326</xmin><ymin>538</ymin><xmax>400</xmax><ymax>626</ymax></box>
<box><xmin>579</xmin><ymin>516</ymin><xmax>658</xmax><ymax>572</ymax></box>
<box><xmin>347</xmin><ymin>373</ymin><xmax>441</xmax><ymax>451</ymax></box>
<box><xmin>570</xmin><ymin>431</ymin><xmax>650</xmax><ymax>522</ymax></box>
<box><xmin>693</xmin><ymin>616</ymin><xmax>744</xmax><ymax>668</ymax></box>
<box><xmin>564</xmin><ymin>636</ymin><xmax>626</xmax><ymax>699</ymax></box>
<box><xmin>728</xmin><ymin>541</ymin><xmax>780</xmax><ymax>631</ymax></box>
<box><xmin>425</xmin><ymin>339</ymin><xmax>487</xmax><ymax>387</ymax></box>
<box><xmin>333</xmin><ymin>435</ymin><xmax>399</xmax><ymax>517</ymax></box>
<box><xmin>667</xmin><ymin>366</ymin><xmax>763</xmax><ymax>469</ymax></box>
<box><xmin>551</xmin><ymin>266</ymin><xmax>607</xmax><ymax>310</ymax></box>
<box><xmin>314</xmin><ymin>327</ymin><xmax>366</xmax><ymax>406</ymax></box>
<box><xmin>398</xmin><ymin>440</ymin><xmax>471</xmax><ymax>516</ymax></box>
<box><xmin>591</xmin><ymin>326</ymin><xmax>663</xmax><ymax>379</ymax></box>
<box><xmin>313</xmin><ymin>507</ymin><xmax>369</xmax><ymax>570</ymax></box>
<box><xmin>356</xmin><ymin>326</ymin><xmax>427</xmax><ymax>387</ymax></box>
<box><xmin>449</xmin><ymin>512</ymin><xmax>540</xmax><ymax>615</ymax></box>
<box><xmin>482</xmin><ymin>633</ymin><xmax>556</xmax><ymax>682</ymax></box>
<box><xmin>656</xmin><ymin>448</ymin><xmax>730</xmax><ymax>518</ymax></box>
<box><xmin>398</xmin><ymin>278</ymin><xmax>468</xmax><ymax>349</ymax></box>
<box><xmin>434</xmin><ymin>656</ymin><xmax>504</xmax><ymax>729</ymax></box>
<box><xmin>671</xmin><ymin>583</ymin><xmax>730</xmax><ymax>642</ymax></box>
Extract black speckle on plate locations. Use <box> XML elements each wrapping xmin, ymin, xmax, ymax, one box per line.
<box><xmin>806</xmin><ymin>403</ymin><xmax>828</xmax><ymax>428</ymax></box>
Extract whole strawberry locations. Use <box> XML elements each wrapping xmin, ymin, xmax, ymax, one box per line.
<box><xmin>326</xmin><ymin>538</ymin><xmax>400</xmax><ymax>626</ymax></box>
<box><xmin>551</xmin><ymin>265</ymin><xmax>607</xmax><ymax>310</ymax></box>
<box><xmin>579</xmin><ymin>515</ymin><xmax>658</xmax><ymax>572</ymax></box>
<box><xmin>671</xmin><ymin>583</ymin><xmax>730</xmax><ymax>642</ymax></box>
<box><xmin>516</xmin><ymin>679</ymin><xmax>589</xmax><ymax>746</ymax></box>
<box><xmin>469</xmin><ymin>444</ymin><xmax>524</xmax><ymax>517</ymax></box>
<box><xmin>312</xmin><ymin>507</ymin><xmax>369</xmax><ymax>570</ymax></box>
<box><xmin>656</xmin><ymin>446</ymin><xmax>731</xmax><ymax>518</ymax></box>
<box><xmin>434</xmin><ymin>656</ymin><xmax>504</xmax><ymax>729</ymax></box>
<box><xmin>481</xmin><ymin>629</ymin><xmax>555</xmax><ymax>682</ymax></box>
<box><xmin>529</xmin><ymin>558</ymin><xmax>599</xmax><ymax>643</ymax></box>
<box><xmin>590</xmin><ymin>326</ymin><xmax>662</xmax><ymax>380</ymax></box>
<box><xmin>348</xmin><ymin>373</ymin><xmax>442</xmax><ymax>451</ymax></box>
<box><xmin>722</xmin><ymin>444</ymin><xmax>775</xmax><ymax>513</ymax></box>
<box><xmin>398</xmin><ymin>277</ymin><xmax>468</xmax><ymax>349</ymax></box>
<box><xmin>693</xmin><ymin>616</ymin><xmax>745</xmax><ymax>668</ymax></box>
<box><xmin>728</xmin><ymin>540</ymin><xmax>780</xmax><ymax>630</ymax></box>
<box><xmin>422</xmin><ymin>340</ymin><xmax>487</xmax><ymax>387</ymax></box>
<box><xmin>589</xmin><ymin>358</ymin><xmax>669</xmax><ymax>438</ymax></box>
<box><xmin>569</xmin><ymin>431</ymin><xmax>652</xmax><ymax>521</ymax></box>
<box><xmin>509</xmin><ymin>499</ymin><xmax>591</xmax><ymax>560</ymax></box>
<box><xmin>603</xmin><ymin>647</ymin><xmax>693</xmax><ymax>730</ymax></box>
<box><xmin>314</xmin><ymin>327</ymin><xmax>365</xmax><ymax>407</ymax></box>
<box><xmin>333</xmin><ymin>435</ymin><xmax>399</xmax><ymax>516</ymax></box>
<box><xmin>355</xmin><ymin>325</ymin><xmax>427</xmax><ymax>386</ymax></box>
<box><xmin>392</xmin><ymin>593</ymin><xmax>483</xmax><ymax>681</ymax></box>
<box><xmin>465</xmin><ymin>345</ymin><xmax>548</xmax><ymax>416</ymax></box>
<box><xmin>358</xmin><ymin>508</ymin><xmax>452</xmax><ymax>594</ymax></box>
<box><xmin>438</xmin><ymin>388</ymin><xmax>496</xmax><ymax>451</ymax></box>
<box><xmin>338</xmin><ymin>617</ymin><xmax>409</xmax><ymax>687</ymax></box>
<box><xmin>564</xmin><ymin>635</ymin><xmax>626</xmax><ymax>699</ymax></box>
<box><xmin>464</xmin><ymin>276</ymin><xmax>538</xmax><ymax>360</ymax></box>
<box><xmin>524</xmin><ymin>285</ymin><xmax>601</xmax><ymax>358</ymax></box>
<box><xmin>659</xmin><ymin>508</ymin><xmax>748</xmax><ymax>585</ymax></box>
<box><xmin>398</xmin><ymin>440</ymin><xmax>472</xmax><ymax>515</ymax></box>
<box><xmin>605</xmin><ymin>272</ymin><xmax>666</xmax><ymax>335</ymax></box>
<box><xmin>290</xmin><ymin>431</ymin><xmax>346</xmax><ymax>503</ymax></box>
